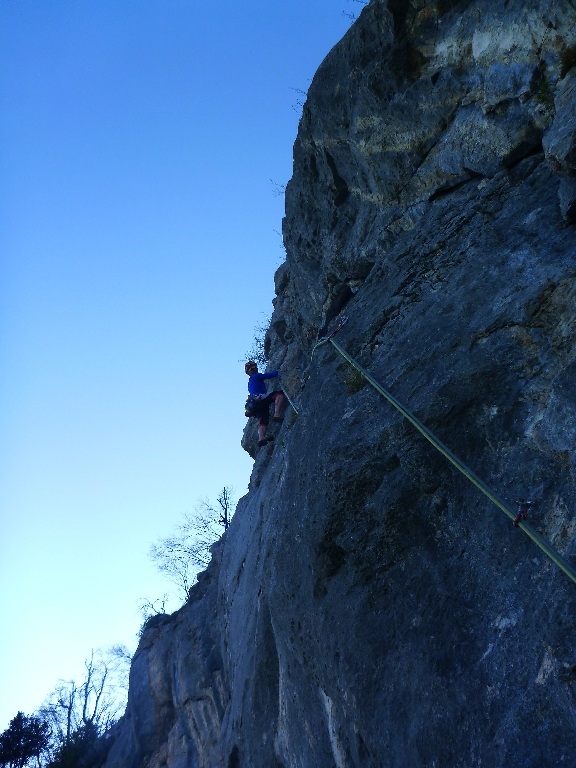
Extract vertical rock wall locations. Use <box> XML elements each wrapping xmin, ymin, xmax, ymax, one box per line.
<box><xmin>104</xmin><ymin>2</ymin><xmax>576</xmax><ymax>766</ymax></box>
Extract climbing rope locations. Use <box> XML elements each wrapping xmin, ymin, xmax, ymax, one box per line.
<box><xmin>280</xmin><ymin>384</ymin><xmax>299</xmax><ymax>415</ymax></box>
<box><xmin>311</xmin><ymin>320</ymin><xmax>576</xmax><ymax>586</ymax></box>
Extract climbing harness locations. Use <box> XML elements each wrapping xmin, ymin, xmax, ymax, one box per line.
<box><xmin>245</xmin><ymin>388</ymin><xmax>298</xmax><ymax>418</ymax></box>
<box><xmin>310</xmin><ymin>318</ymin><xmax>576</xmax><ymax>586</ymax></box>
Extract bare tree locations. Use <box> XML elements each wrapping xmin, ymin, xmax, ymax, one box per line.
<box><xmin>136</xmin><ymin>595</ymin><xmax>171</xmax><ymax>637</ymax></box>
<box><xmin>209</xmin><ymin>486</ymin><xmax>233</xmax><ymax>530</ymax></box>
<box><xmin>149</xmin><ymin>487</ymin><xmax>235</xmax><ymax>601</ymax></box>
<box><xmin>270</xmin><ymin>178</ymin><xmax>287</xmax><ymax>196</ymax></box>
<box><xmin>38</xmin><ymin>647</ymin><xmax>130</xmax><ymax>750</ymax></box>
<box><xmin>137</xmin><ymin>594</ymin><xmax>169</xmax><ymax>622</ymax></box>
<box><xmin>290</xmin><ymin>87</ymin><xmax>307</xmax><ymax>115</ymax></box>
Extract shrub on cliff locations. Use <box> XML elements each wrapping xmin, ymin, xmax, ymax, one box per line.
<box><xmin>47</xmin><ymin>722</ymin><xmax>99</xmax><ymax>768</ymax></box>
<box><xmin>0</xmin><ymin>712</ymin><xmax>50</xmax><ymax>768</ymax></box>
<box><xmin>242</xmin><ymin>316</ymin><xmax>269</xmax><ymax>366</ymax></box>
<box><xmin>149</xmin><ymin>487</ymin><xmax>235</xmax><ymax>602</ymax></box>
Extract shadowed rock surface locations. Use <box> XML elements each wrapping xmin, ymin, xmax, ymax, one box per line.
<box><xmin>103</xmin><ymin>2</ymin><xmax>576</xmax><ymax>766</ymax></box>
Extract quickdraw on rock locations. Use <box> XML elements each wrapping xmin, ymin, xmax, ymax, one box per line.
<box><xmin>280</xmin><ymin>385</ymin><xmax>299</xmax><ymax>415</ymax></box>
<box><xmin>514</xmin><ymin>499</ymin><xmax>533</xmax><ymax>528</ymax></box>
<box><xmin>310</xmin><ymin>317</ymin><xmax>576</xmax><ymax>587</ymax></box>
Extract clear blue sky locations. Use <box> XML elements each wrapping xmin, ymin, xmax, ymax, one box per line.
<box><xmin>0</xmin><ymin>0</ymin><xmax>355</xmax><ymax>730</ymax></box>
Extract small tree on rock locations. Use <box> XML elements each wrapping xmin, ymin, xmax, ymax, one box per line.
<box><xmin>213</xmin><ymin>486</ymin><xmax>233</xmax><ymax>530</ymax></box>
<box><xmin>149</xmin><ymin>486</ymin><xmax>235</xmax><ymax>601</ymax></box>
<box><xmin>242</xmin><ymin>317</ymin><xmax>269</xmax><ymax>366</ymax></box>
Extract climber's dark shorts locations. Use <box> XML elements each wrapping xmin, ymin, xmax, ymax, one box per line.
<box><xmin>254</xmin><ymin>391</ymin><xmax>281</xmax><ymax>426</ymax></box>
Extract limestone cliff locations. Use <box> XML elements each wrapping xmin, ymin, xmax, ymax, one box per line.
<box><xmin>104</xmin><ymin>2</ymin><xmax>576</xmax><ymax>766</ymax></box>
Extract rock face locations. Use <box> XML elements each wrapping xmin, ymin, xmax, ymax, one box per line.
<box><xmin>104</xmin><ymin>2</ymin><xmax>576</xmax><ymax>766</ymax></box>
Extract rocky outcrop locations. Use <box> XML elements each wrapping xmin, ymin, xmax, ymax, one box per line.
<box><xmin>104</xmin><ymin>549</ymin><xmax>227</xmax><ymax>768</ymax></box>
<box><xmin>104</xmin><ymin>2</ymin><xmax>576</xmax><ymax>766</ymax></box>
<box><xmin>544</xmin><ymin>67</ymin><xmax>576</xmax><ymax>222</ymax></box>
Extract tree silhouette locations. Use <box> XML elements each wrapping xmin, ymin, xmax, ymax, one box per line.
<box><xmin>149</xmin><ymin>486</ymin><xmax>235</xmax><ymax>601</ymax></box>
<box><xmin>0</xmin><ymin>712</ymin><xmax>50</xmax><ymax>768</ymax></box>
<box><xmin>38</xmin><ymin>649</ymin><xmax>129</xmax><ymax>747</ymax></box>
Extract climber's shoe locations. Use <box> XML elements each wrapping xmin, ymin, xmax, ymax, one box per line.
<box><xmin>257</xmin><ymin>439</ymin><xmax>268</xmax><ymax>447</ymax></box>
<box><xmin>272</xmin><ymin>416</ymin><xmax>284</xmax><ymax>423</ymax></box>
<box><xmin>266</xmin><ymin>434</ymin><xmax>275</xmax><ymax>442</ymax></box>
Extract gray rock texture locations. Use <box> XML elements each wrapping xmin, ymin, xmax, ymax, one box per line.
<box><xmin>103</xmin><ymin>2</ymin><xmax>576</xmax><ymax>766</ymax></box>
<box><xmin>558</xmin><ymin>175</ymin><xmax>576</xmax><ymax>223</ymax></box>
<box><xmin>103</xmin><ymin>554</ymin><xmax>227</xmax><ymax>768</ymax></box>
<box><xmin>543</xmin><ymin>68</ymin><xmax>576</xmax><ymax>173</ymax></box>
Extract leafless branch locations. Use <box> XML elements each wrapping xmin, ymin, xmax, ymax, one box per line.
<box><xmin>149</xmin><ymin>489</ymin><xmax>236</xmax><ymax>601</ymax></box>
<box><xmin>242</xmin><ymin>315</ymin><xmax>269</xmax><ymax>365</ymax></box>
<box><xmin>270</xmin><ymin>179</ymin><xmax>287</xmax><ymax>197</ymax></box>
<box><xmin>38</xmin><ymin>646</ymin><xmax>129</xmax><ymax>751</ymax></box>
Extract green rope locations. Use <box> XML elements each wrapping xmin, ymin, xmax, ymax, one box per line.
<box><xmin>316</xmin><ymin>336</ymin><xmax>576</xmax><ymax>585</ymax></box>
<box><xmin>280</xmin><ymin>384</ymin><xmax>299</xmax><ymax>415</ymax></box>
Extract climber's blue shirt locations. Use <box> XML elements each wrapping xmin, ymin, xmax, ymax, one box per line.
<box><xmin>248</xmin><ymin>371</ymin><xmax>279</xmax><ymax>397</ymax></box>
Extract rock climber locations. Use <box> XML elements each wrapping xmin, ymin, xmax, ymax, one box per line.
<box><xmin>244</xmin><ymin>361</ymin><xmax>285</xmax><ymax>447</ymax></box>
